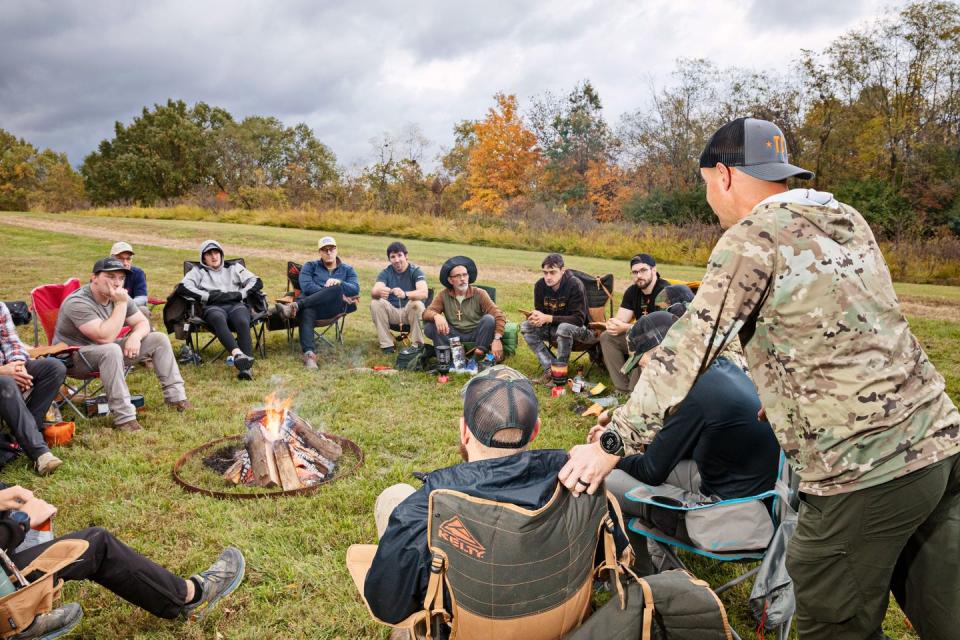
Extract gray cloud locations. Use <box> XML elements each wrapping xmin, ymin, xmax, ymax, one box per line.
<box><xmin>0</xmin><ymin>0</ymin><xmax>905</xmax><ymax>169</ymax></box>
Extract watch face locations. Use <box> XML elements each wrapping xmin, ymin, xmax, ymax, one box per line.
<box><xmin>600</xmin><ymin>430</ymin><xmax>623</xmax><ymax>455</ymax></box>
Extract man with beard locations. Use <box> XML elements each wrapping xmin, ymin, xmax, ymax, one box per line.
<box><xmin>422</xmin><ymin>256</ymin><xmax>506</xmax><ymax>363</ymax></box>
<box><xmin>363</xmin><ymin>365</ymin><xmax>562</xmax><ymax>627</ymax></box>
<box><xmin>598</xmin><ymin>254</ymin><xmax>669</xmax><ymax>393</ymax></box>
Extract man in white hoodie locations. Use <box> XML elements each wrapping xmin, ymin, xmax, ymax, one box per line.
<box><xmin>561</xmin><ymin>118</ymin><xmax>960</xmax><ymax>638</ymax></box>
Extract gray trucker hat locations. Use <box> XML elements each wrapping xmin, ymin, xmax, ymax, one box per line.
<box><xmin>699</xmin><ymin>117</ymin><xmax>814</xmax><ymax>181</ymax></box>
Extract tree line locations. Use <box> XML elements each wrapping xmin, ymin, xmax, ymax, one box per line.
<box><xmin>3</xmin><ymin>1</ymin><xmax>960</xmax><ymax>241</ymax></box>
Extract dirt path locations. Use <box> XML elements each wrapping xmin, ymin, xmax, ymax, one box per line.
<box><xmin>3</xmin><ymin>213</ymin><xmax>957</xmax><ymax>318</ymax></box>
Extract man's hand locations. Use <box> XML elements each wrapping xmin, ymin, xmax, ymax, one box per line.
<box><xmin>757</xmin><ymin>406</ymin><xmax>767</xmax><ymax>422</ymax></box>
<box><xmin>391</xmin><ymin>287</ymin><xmax>406</xmax><ymax>299</ymax></box>
<box><xmin>559</xmin><ymin>441</ymin><xmax>620</xmax><ymax>497</ymax></box>
<box><xmin>123</xmin><ymin>334</ymin><xmax>142</xmax><ymax>360</ymax></box>
<box><xmin>109</xmin><ymin>286</ymin><xmax>130</xmax><ymax>305</ymax></box>
<box><xmin>491</xmin><ymin>338</ymin><xmax>503</xmax><ymax>361</ymax></box>
<box><xmin>434</xmin><ymin>315</ymin><xmax>450</xmax><ymax>335</ymax></box>
<box><xmin>528</xmin><ymin>310</ymin><xmax>549</xmax><ymax>327</ymax></box>
<box><xmin>0</xmin><ymin>486</ymin><xmax>34</xmax><ymax>511</ymax></box>
<box><xmin>605</xmin><ymin>319</ymin><xmax>628</xmax><ymax>336</ymax></box>
<box><xmin>586</xmin><ymin>424</ymin><xmax>605</xmax><ymax>444</ymax></box>
<box><xmin>325</xmin><ymin>278</ymin><xmax>341</xmax><ymax>288</ymax></box>
<box><xmin>20</xmin><ymin>498</ymin><xmax>57</xmax><ymax>528</ymax></box>
<box><xmin>0</xmin><ymin>362</ymin><xmax>33</xmax><ymax>391</ymax></box>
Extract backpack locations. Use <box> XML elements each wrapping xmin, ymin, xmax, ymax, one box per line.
<box><xmin>396</xmin><ymin>344</ymin><xmax>435</xmax><ymax>371</ymax></box>
<box><xmin>1</xmin><ymin>302</ymin><xmax>31</xmax><ymax>326</ymax></box>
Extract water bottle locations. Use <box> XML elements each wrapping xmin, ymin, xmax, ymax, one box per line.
<box><xmin>450</xmin><ymin>337</ymin><xmax>466</xmax><ymax>371</ymax></box>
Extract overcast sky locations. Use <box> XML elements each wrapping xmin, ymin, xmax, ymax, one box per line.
<box><xmin>0</xmin><ymin>0</ymin><xmax>906</xmax><ymax>170</ymax></box>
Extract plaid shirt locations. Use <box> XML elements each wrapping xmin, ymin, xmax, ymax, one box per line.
<box><xmin>0</xmin><ymin>302</ymin><xmax>29</xmax><ymax>365</ymax></box>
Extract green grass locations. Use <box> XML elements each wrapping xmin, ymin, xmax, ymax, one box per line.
<box><xmin>1</xmin><ymin>214</ymin><xmax>956</xmax><ymax>638</ymax></box>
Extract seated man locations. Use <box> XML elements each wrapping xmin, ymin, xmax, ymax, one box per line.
<box><xmin>520</xmin><ymin>253</ymin><xmax>593</xmax><ymax>384</ymax></box>
<box><xmin>54</xmin><ymin>257</ymin><xmax>190</xmax><ymax>432</ymax></box>
<box><xmin>0</xmin><ymin>302</ymin><xmax>63</xmax><ymax>475</ymax></box>
<box><xmin>599</xmin><ymin>254</ymin><xmax>668</xmax><ymax>393</ymax></box>
<box><xmin>596</xmin><ymin>311</ymin><xmax>781</xmax><ymax>573</ymax></box>
<box><xmin>370</xmin><ymin>241</ymin><xmax>428</xmax><ymax>355</ymax></box>
<box><xmin>277</xmin><ymin>236</ymin><xmax>360</xmax><ymax>370</ymax></box>
<box><xmin>0</xmin><ymin>484</ymin><xmax>244</xmax><ymax>635</ymax></box>
<box><xmin>364</xmin><ymin>365</ymin><xmax>562</xmax><ymax>626</ymax></box>
<box><xmin>422</xmin><ymin>256</ymin><xmax>505</xmax><ymax>364</ymax></box>
<box><xmin>110</xmin><ymin>241</ymin><xmax>150</xmax><ymax>319</ymax></box>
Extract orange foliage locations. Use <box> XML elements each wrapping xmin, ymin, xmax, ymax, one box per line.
<box><xmin>462</xmin><ymin>93</ymin><xmax>540</xmax><ymax>216</ymax></box>
<box><xmin>585</xmin><ymin>159</ymin><xmax>628</xmax><ymax>222</ymax></box>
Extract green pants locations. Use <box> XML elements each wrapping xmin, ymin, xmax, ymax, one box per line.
<box><xmin>786</xmin><ymin>454</ymin><xmax>960</xmax><ymax>639</ymax></box>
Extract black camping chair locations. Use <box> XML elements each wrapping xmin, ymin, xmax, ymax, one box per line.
<box><xmin>546</xmin><ymin>270</ymin><xmax>613</xmax><ymax>376</ymax></box>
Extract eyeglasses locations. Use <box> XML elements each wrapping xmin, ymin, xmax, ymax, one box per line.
<box><xmin>449</xmin><ymin>272</ymin><xmax>470</xmax><ymax>279</ymax></box>
<box><xmin>631</xmin><ymin>269</ymin><xmax>649</xmax><ymax>275</ymax></box>
<box><xmin>319</xmin><ymin>246</ymin><xmax>337</xmax><ymax>253</ymax></box>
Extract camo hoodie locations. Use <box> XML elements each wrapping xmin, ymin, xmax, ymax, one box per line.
<box><xmin>611</xmin><ymin>189</ymin><xmax>960</xmax><ymax>495</ymax></box>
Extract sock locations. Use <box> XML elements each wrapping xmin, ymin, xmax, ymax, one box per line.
<box><xmin>187</xmin><ymin>577</ymin><xmax>203</xmax><ymax>604</ymax></box>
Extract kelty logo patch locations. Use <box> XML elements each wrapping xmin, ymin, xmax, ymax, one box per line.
<box><xmin>438</xmin><ymin>516</ymin><xmax>486</xmax><ymax>559</ymax></box>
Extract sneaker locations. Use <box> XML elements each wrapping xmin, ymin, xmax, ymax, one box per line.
<box><xmin>237</xmin><ymin>370</ymin><xmax>253</xmax><ymax>381</ymax></box>
<box><xmin>181</xmin><ymin>547</ymin><xmax>245</xmax><ymax>622</ymax></box>
<box><xmin>13</xmin><ymin>602</ymin><xmax>82</xmax><ymax>639</ymax></box>
<box><xmin>165</xmin><ymin>399</ymin><xmax>193</xmax><ymax>412</ymax></box>
<box><xmin>35</xmin><ymin>452</ymin><xmax>63</xmax><ymax>476</ymax></box>
<box><xmin>115</xmin><ymin>418</ymin><xmax>143</xmax><ymax>432</ymax></box>
<box><xmin>276</xmin><ymin>302</ymin><xmax>298</xmax><ymax>320</ymax></box>
<box><xmin>302</xmin><ymin>351</ymin><xmax>318</xmax><ymax>370</ymax></box>
<box><xmin>233</xmin><ymin>354</ymin><xmax>254</xmax><ymax>372</ymax></box>
<box><xmin>381</xmin><ymin>346</ymin><xmax>395</xmax><ymax>355</ymax></box>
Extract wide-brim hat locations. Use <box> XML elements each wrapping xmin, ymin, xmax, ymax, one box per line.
<box><xmin>439</xmin><ymin>256</ymin><xmax>477</xmax><ymax>287</ymax></box>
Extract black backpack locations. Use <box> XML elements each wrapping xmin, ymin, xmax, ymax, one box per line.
<box><xmin>396</xmin><ymin>344</ymin><xmax>435</xmax><ymax>371</ymax></box>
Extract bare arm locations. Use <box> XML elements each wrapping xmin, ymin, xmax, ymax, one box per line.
<box><xmin>371</xmin><ymin>281</ymin><xmax>391</xmax><ymax>299</ymax></box>
<box><xmin>407</xmin><ymin>280</ymin><xmax>429</xmax><ymax>302</ymax></box>
<box><xmin>78</xmin><ymin>294</ymin><xmax>130</xmax><ymax>344</ymax></box>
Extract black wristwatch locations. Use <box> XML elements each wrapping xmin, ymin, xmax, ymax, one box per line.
<box><xmin>599</xmin><ymin>429</ymin><xmax>625</xmax><ymax>457</ymax></box>
<box><xmin>8</xmin><ymin>510</ymin><xmax>29</xmax><ymax>533</ymax></box>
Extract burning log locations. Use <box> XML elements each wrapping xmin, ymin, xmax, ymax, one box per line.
<box><xmin>224</xmin><ymin>393</ymin><xmax>343</xmax><ymax>489</ymax></box>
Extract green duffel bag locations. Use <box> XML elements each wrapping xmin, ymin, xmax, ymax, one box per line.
<box><xmin>501</xmin><ymin>321</ymin><xmax>519</xmax><ymax>356</ymax></box>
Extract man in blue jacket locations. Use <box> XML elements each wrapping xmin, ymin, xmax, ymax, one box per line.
<box><xmin>277</xmin><ymin>236</ymin><xmax>359</xmax><ymax>369</ymax></box>
<box><xmin>111</xmin><ymin>241</ymin><xmax>150</xmax><ymax>320</ymax></box>
<box><xmin>363</xmin><ymin>365</ymin><xmax>564</xmax><ymax>627</ymax></box>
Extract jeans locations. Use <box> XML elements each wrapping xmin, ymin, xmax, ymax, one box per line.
<box><xmin>0</xmin><ymin>358</ymin><xmax>64</xmax><ymax>460</ymax></box>
<box><xmin>202</xmin><ymin>303</ymin><xmax>253</xmax><ymax>356</ymax></box>
<box><xmin>297</xmin><ymin>286</ymin><xmax>347</xmax><ymax>353</ymax></box>
<box><xmin>520</xmin><ymin>321</ymin><xmax>594</xmax><ymax>370</ymax></box>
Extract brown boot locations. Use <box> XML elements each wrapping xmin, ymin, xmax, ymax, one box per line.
<box><xmin>165</xmin><ymin>399</ymin><xmax>193</xmax><ymax>412</ymax></box>
<box><xmin>115</xmin><ymin>418</ymin><xmax>143</xmax><ymax>432</ymax></box>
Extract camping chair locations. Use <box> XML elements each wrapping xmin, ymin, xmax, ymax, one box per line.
<box><xmin>181</xmin><ymin>259</ymin><xmax>269</xmax><ymax>362</ymax></box>
<box><xmin>347</xmin><ymin>485</ymin><xmax>632</xmax><ymax>640</ymax></box>
<box><xmin>623</xmin><ymin>453</ymin><xmax>799</xmax><ymax>640</ymax></box>
<box><xmin>389</xmin><ymin>288</ymin><xmax>434</xmax><ymax>346</ymax></box>
<box><xmin>29</xmin><ymin>278</ymin><xmax>133</xmax><ymax>420</ymax></box>
<box><xmin>546</xmin><ymin>270</ymin><xmax>614</xmax><ymax>376</ymax></box>
<box><xmin>279</xmin><ymin>261</ymin><xmax>357</xmax><ymax>350</ymax></box>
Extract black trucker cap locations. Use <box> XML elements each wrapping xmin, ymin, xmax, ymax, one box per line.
<box><xmin>461</xmin><ymin>365</ymin><xmax>539</xmax><ymax>449</ymax></box>
<box><xmin>699</xmin><ymin>117</ymin><xmax>814</xmax><ymax>181</ymax></box>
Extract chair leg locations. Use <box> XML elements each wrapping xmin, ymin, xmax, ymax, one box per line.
<box><xmin>254</xmin><ymin>322</ymin><xmax>267</xmax><ymax>359</ymax></box>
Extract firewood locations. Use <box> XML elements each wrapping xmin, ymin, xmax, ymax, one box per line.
<box><xmin>273</xmin><ymin>440</ymin><xmax>304</xmax><ymax>490</ymax></box>
<box><xmin>291</xmin><ymin>421</ymin><xmax>343</xmax><ymax>460</ymax></box>
<box><xmin>223</xmin><ymin>457</ymin><xmax>244</xmax><ymax>484</ymax></box>
<box><xmin>246</xmin><ymin>424</ymin><xmax>279</xmax><ymax>487</ymax></box>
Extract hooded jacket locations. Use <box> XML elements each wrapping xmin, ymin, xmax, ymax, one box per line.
<box><xmin>611</xmin><ymin>189</ymin><xmax>960</xmax><ymax>496</ymax></box>
<box><xmin>177</xmin><ymin>240</ymin><xmax>262</xmax><ymax>305</ymax></box>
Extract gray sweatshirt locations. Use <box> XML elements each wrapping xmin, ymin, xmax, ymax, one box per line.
<box><xmin>179</xmin><ymin>240</ymin><xmax>259</xmax><ymax>303</ymax></box>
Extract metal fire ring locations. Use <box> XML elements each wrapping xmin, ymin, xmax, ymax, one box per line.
<box><xmin>172</xmin><ymin>432</ymin><xmax>364</xmax><ymax>500</ymax></box>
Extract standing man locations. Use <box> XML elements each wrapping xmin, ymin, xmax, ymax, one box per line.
<box><xmin>0</xmin><ymin>302</ymin><xmax>63</xmax><ymax>475</ymax></box>
<box><xmin>422</xmin><ymin>256</ymin><xmax>505</xmax><ymax>363</ymax></box>
<box><xmin>110</xmin><ymin>241</ymin><xmax>150</xmax><ymax>319</ymax></box>
<box><xmin>598</xmin><ymin>254</ymin><xmax>668</xmax><ymax>393</ymax></box>
<box><xmin>370</xmin><ymin>241</ymin><xmax>428</xmax><ymax>354</ymax></box>
<box><xmin>277</xmin><ymin>236</ymin><xmax>360</xmax><ymax>369</ymax></box>
<box><xmin>560</xmin><ymin>117</ymin><xmax>960</xmax><ymax>638</ymax></box>
<box><xmin>54</xmin><ymin>257</ymin><xmax>190</xmax><ymax>432</ymax></box>
<box><xmin>520</xmin><ymin>253</ymin><xmax>593</xmax><ymax>384</ymax></box>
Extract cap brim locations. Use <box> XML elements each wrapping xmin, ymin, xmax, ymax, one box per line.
<box><xmin>739</xmin><ymin>162</ymin><xmax>814</xmax><ymax>181</ymax></box>
<box><xmin>621</xmin><ymin>353</ymin><xmax>642</xmax><ymax>375</ymax></box>
<box><xmin>97</xmin><ymin>267</ymin><xmax>131</xmax><ymax>276</ymax></box>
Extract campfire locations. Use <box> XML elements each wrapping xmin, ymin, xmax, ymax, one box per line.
<box><xmin>222</xmin><ymin>393</ymin><xmax>343</xmax><ymax>490</ymax></box>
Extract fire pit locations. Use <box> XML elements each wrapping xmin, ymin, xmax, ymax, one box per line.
<box><xmin>172</xmin><ymin>394</ymin><xmax>363</xmax><ymax>499</ymax></box>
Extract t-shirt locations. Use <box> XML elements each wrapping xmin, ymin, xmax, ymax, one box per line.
<box><xmin>619</xmin><ymin>276</ymin><xmax>668</xmax><ymax>319</ymax></box>
<box><xmin>54</xmin><ymin>284</ymin><xmax>137</xmax><ymax>346</ymax></box>
<box><xmin>376</xmin><ymin>263</ymin><xmax>426</xmax><ymax>307</ymax></box>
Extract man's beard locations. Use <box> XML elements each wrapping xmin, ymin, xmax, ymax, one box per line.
<box><xmin>454</xmin><ymin>283</ymin><xmax>469</xmax><ymax>294</ymax></box>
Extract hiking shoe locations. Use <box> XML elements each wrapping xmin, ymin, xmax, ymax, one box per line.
<box><xmin>233</xmin><ymin>354</ymin><xmax>254</xmax><ymax>372</ymax></box>
<box><xmin>302</xmin><ymin>351</ymin><xmax>318</xmax><ymax>370</ymax></box>
<box><xmin>381</xmin><ymin>346</ymin><xmax>395</xmax><ymax>355</ymax></box>
<box><xmin>115</xmin><ymin>418</ymin><xmax>143</xmax><ymax>432</ymax></box>
<box><xmin>165</xmin><ymin>399</ymin><xmax>193</xmax><ymax>412</ymax></box>
<box><xmin>13</xmin><ymin>602</ymin><xmax>82</xmax><ymax>639</ymax></box>
<box><xmin>35</xmin><ymin>452</ymin><xmax>62</xmax><ymax>476</ymax></box>
<box><xmin>181</xmin><ymin>547</ymin><xmax>245</xmax><ymax>622</ymax></box>
<box><xmin>237</xmin><ymin>370</ymin><xmax>253</xmax><ymax>381</ymax></box>
<box><xmin>276</xmin><ymin>302</ymin><xmax>298</xmax><ymax>320</ymax></box>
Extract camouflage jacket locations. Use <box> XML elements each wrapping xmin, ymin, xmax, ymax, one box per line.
<box><xmin>610</xmin><ymin>191</ymin><xmax>960</xmax><ymax>496</ymax></box>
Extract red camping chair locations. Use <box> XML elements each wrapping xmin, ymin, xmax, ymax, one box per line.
<box><xmin>30</xmin><ymin>278</ymin><xmax>131</xmax><ymax>420</ymax></box>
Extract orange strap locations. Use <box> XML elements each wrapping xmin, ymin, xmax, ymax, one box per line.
<box><xmin>638</xmin><ymin>578</ymin><xmax>655</xmax><ymax>640</ymax></box>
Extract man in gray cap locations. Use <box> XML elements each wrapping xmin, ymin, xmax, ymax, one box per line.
<box><xmin>560</xmin><ymin>117</ymin><xmax>960</xmax><ymax>638</ymax></box>
<box><xmin>110</xmin><ymin>241</ymin><xmax>151</xmax><ymax>322</ymax></box>
<box><xmin>54</xmin><ymin>258</ymin><xmax>190</xmax><ymax>431</ymax></box>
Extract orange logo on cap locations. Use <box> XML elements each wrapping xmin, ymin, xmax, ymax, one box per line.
<box><xmin>439</xmin><ymin>516</ymin><xmax>486</xmax><ymax>559</ymax></box>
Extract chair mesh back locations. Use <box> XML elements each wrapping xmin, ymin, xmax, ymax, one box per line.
<box><xmin>567</xmin><ymin>270</ymin><xmax>613</xmax><ymax>310</ymax></box>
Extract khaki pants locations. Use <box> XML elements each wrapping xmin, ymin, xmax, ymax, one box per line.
<box><xmin>599</xmin><ymin>331</ymin><xmax>639</xmax><ymax>393</ymax></box>
<box><xmin>375</xmin><ymin>483</ymin><xmax>417</xmax><ymax>539</ymax></box>
<box><xmin>371</xmin><ymin>299</ymin><xmax>425</xmax><ymax>348</ymax></box>
<box><xmin>70</xmin><ymin>332</ymin><xmax>186</xmax><ymax>424</ymax></box>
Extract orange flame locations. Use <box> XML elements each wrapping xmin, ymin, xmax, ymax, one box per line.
<box><xmin>262</xmin><ymin>392</ymin><xmax>293</xmax><ymax>440</ymax></box>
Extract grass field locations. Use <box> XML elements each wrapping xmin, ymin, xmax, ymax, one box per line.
<box><xmin>1</xmin><ymin>211</ymin><xmax>957</xmax><ymax>639</ymax></box>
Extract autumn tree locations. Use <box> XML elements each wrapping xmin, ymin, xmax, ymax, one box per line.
<box><xmin>462</xmin><ymin>93</ymin><xmax>540</xmax><ymax>215</ymax></box>
<box><xmin>0</xmin><ymin>129</ymin><xmax>85</xmax><ymax>212</ymax></box>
